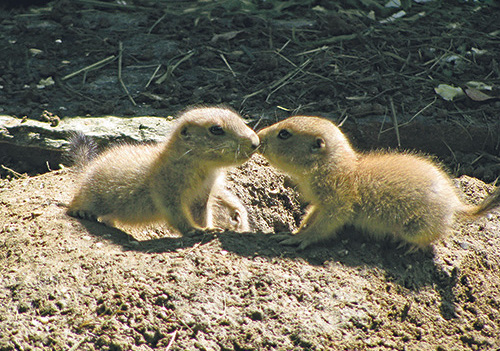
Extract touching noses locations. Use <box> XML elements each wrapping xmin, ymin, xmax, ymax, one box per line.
<box><xmin>250</xmin><ymin>134</ymin><xmax>260</xmax><ymax>150</ymax></box>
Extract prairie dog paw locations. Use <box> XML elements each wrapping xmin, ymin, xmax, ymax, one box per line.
<box><xmin>205</xmin><ymin>227</ymin><xmax>225</xmax><ymax>234</ymax></box>
<box><xmin>280</xmin><ymin>236</ymin><xmax>315</xmax><ymax>250</ymax></box>
<box><xmin>185</xmin><ymin>228</ymin><xmax>206</xmax><ymax>237</ymax></box>
<box><xmin>272</xmin><ymin>233</ymin><xmax>315</xmax><ymax>250</ymax></box>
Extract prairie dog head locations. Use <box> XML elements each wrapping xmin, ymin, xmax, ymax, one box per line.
<box><xmin>173</xmin><ymin>106</ymin><xmax>259</xmax><ymax>166</ymax></box>
<box><xmin>257</xmin><ymin>116</ymin><xmax>357</xmax><ymax>178</ymax></box>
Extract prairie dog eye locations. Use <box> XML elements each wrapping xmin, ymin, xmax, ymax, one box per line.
<box><xmin>209</xmin><ymin>125</ymin><xmax>225</xmax><ymax>136</ymax></box>
<box><xmin>277</xmin><ymin>129</ymin><xmax>292</xmax><ymax>140</ymax></box>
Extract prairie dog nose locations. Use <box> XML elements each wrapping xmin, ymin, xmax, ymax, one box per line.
<box><xmin>250</xmin><ymin>134</ymin><xmax>260</xmax><ymax>150</ymax></box>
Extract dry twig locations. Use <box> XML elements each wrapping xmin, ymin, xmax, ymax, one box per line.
<box><xmin>156</xmin><ymin>51</ymin><xmax>195</xmax><ymax>85</ymax></box>
<box><xmin>118</xmin><ymin>41</ymin><xmax>136</xmax><ymax>106</ymax></box>
<box><xmin>165</xmin><ymin>330</ymin><xmax>178</xmax><ymax>351</ymax></box>
<box><xmin>145</xmin><ymin>64</ymin><xmax>162</xmax><ymax>88</ymax></box>
<box><xmin>148</xmin><ymin>12</ymin><xmax>167</xmax><ymax>34</ymax></box>
<box><xmin>61</xmin><ymin>55</ymin><xmax>116</xmax><ymax>81</ymax></box>
<box><xmin>243</xmin><ymin>58</ymin><xmax>311</xmax><ymax>103</ymax></box>
<box><xmin>1</xmin><ymin>165</ymin><xmax>26</xmax><ymax>179</ymax></box>
<box><xmin>220</xmin><ymin>54</ymin><xmax>236</xmax><ymax>77</ymax></box>
<box><xmin>389</xmin><ymin>96</ymin><xmax>401</xmax><ymax>148</ymax></box>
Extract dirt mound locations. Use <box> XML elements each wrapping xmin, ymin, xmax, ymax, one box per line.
<box><xmin>1</xmin><ymin>0</ymin><xmax>500</xmax><ymax>180</ymax></box>
<box><xmin>1</xmin><ymin>159</ymin><xmax>499</xmax><ymax>350</ymax></box>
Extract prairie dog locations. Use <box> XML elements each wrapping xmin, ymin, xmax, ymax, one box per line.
<box><xmin>67</xmin><ymin>106</ymin><xmax>259</xmax><ymax>233</ymax></box>
<box><xmin>257</xmin><ymin>116</ymin><xmax>500</xmax><ymax>249</ymax></box>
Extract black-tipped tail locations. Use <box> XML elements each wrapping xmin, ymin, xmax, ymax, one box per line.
<box><xmin>65</xmin><ymin>132</ymin><xmax>99</xmax><ymax>168</ymax></box>
<box><xmin>466</xmin><ymin>186</ymin><xmax>500</xmax><ymax>218</ymax></box>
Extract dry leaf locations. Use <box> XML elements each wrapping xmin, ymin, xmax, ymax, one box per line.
<box><xmin>434</xmin><ymin>84</ymin><xmax>464</xmax><ymax>101</ymax></box>
<box><xmin>465</xmin><ymin>88</ymin><xmax>496</xmax><ymax>102</ymax></box>
<box><xmin>211</xmin><ymin>30</ymin><xmax>242</xmax><ymax>43</ymax></box>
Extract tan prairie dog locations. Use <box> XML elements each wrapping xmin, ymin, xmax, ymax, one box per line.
<box><xmin>257</xmin><ymin>116</ymin><xmax>500</xmax><ymax>250</ymax></box>
<box><xmin>67</xmin><ymin>106</ymin><xmax>259</xmax><ymax>233</ymax></box>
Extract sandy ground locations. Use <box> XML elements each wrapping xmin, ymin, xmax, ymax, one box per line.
<box><xmin>1</xmin><ymin>156</ymin><xmax>499</xmax><ymax>350</ymax></box>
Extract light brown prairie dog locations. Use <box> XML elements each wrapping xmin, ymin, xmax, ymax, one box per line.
<box><xmin>257</xmin><ymin>116</ymin><xmax>500</xmax><ymax>250</ymax></box>
<box><xmin>67</xmin><ymin>106</ymin><xmax>259</xmax><ymax>233</ymax></box>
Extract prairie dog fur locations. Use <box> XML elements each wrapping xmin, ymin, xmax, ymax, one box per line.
<box><xmin>67</xmin><ymin>106</ymin><xmax>259</xmax><ymax>233</ymax></box>
<box><xmin>257</xmin><ymin>116</ymin><xmax>500</xmax><ymax>249</ymax></box>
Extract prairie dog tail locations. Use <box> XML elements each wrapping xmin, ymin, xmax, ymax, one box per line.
<box><xmin>66</xmin><ymin>132</ymin><xmax>99</xmax><ymax>168</ymax></box>
<box><xmin>463</xmin><ymin>186</ymin><xmax>500</xmax><ymax>218</ymax></box>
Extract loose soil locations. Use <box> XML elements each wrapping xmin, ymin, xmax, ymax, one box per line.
<box><xmin>1</xmin><ymin>1</ymin><xmax>500</xmax><ymax>350</ymax></box>
<box><xmin>1</xmin><ymin>0</ymin><xmax>500</xmax><ymax>179</ymax></box>
<box><xmin>1</xmin><ymin>158</ymin><xmax>500</xmax><ymax>350</ymax></box>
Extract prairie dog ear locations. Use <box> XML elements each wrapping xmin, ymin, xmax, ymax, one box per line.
<box><xmin>209</xmin><ymin>125</ymin><xmax>225</xmax><ymax>136</ymax></box>
<box><xmin>311</xmin><ymin>137</ymin><xmax>325</xmax><ymax>151</ymax></box>
<box><xmin>180</xmin><ymin>126</ymin><xmax>189</xmax><ymax>139</ymax></box>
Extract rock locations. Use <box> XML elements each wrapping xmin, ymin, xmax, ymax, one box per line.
<box><xmin>0</xmin><ymin>115</ymin><xmax>175</xmax><ymax>149</ymax></box>
<box><xmin>0</xmin><ymin>115</ymin><xmax>176</xmax><ymax>174</ymax></box>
